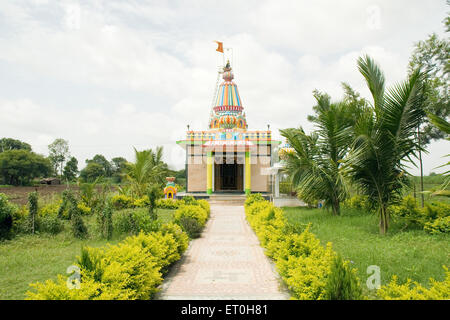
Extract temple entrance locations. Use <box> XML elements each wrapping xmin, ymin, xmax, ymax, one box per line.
<box><xmin>214</xmin><ymin>154</ymin><xmax>244</xmax><ymax>192</ymax></box>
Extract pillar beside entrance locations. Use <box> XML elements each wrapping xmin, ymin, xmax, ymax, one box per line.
<box><xmin>206</xmin><ymin>151</ymin><xmax>213</xmax><ymax>195</ymax></box>
<box><xmin>245</xmin><ymin>151</ymin><xmax>251</xmax><ymax>195</ymax></box>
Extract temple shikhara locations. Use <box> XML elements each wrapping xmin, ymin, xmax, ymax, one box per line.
<box><xmin>177</xmin><ymin>59</ymin><xmax>280</xmax><ymax>195</ymax></box>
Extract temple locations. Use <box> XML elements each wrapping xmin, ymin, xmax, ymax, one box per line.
<box><xmin>177</xmin><ymin>60</ymin><xmax>281</xmax><ymax>195</ymax></box>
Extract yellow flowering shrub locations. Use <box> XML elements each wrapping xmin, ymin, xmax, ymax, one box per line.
<box><xmin>77</xmin><ymin>202</ymin><xmax>91</xmax><ymax>215</ymax></box>
<box><xmin>133</xmin><ymin>196</ymin><xmax>149</xmax><ymax>208</ymax></box>
<box><xmin>245</xmin><ymin>198</ymin><xmax>361</xmax><ymax>300</ymax></box>
<box><xmin>111</xmin><ymin>194</ymin><xmax>134</xmax><ymax>209</ymax></box>
<box><xmin>38</xmin><ymin>201</ymin><xmax>61</xmax><ymax>217</ymax></box>
<box><xmin>26</xmin><ymin>225</ymin><xmax>190</xmax><ymax>300</ymax></box>
<box><xmin>377</xmin><ymin>267</ymin><xmax>450</xmax><ymax>300</ymax></box>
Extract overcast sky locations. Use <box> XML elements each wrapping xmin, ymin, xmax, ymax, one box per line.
<box><xmin>0</xmin><ymin>0</ymin><xmax>448</xmax><ymax>174</ymax></box>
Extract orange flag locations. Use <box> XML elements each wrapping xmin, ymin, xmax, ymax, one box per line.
<box><xmin>214</xmin><ymin>41</ymin><xmax>224</xmax><ymax>53</ymax></box>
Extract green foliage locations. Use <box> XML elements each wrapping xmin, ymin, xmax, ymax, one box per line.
<box><xmin>323</xmin><ymin>255</ymin><xmax>363</xmax><ymax>300</ymax></box>
<box><xmin>38</xmin><ymin>214</ymin><xmax>64</xmax><ymax>235</ymax></box>
<box><xmin>424</xmin><ymin>216</ymin><xmax>450</xmax><ymax>234</ymax></box>
<box><xmin>0</xmin><ymin>138</ymin><xmax>32</xmax><ymax>153</ymax></box>
<box><xmin>181</xmin><ymin>195</ymin><xmax>197</xmax><ymax>205</ymax></box>
<box><xmin>0</xmin><ymin>150</ymin><xmax>52</xmax><ymax>186</ymax></box>
<box><xmin>160</xmin><ymin>222</ymin><xmax>189</xmax><ymax>256</ymax></box>
<box><xmin>63</xmin><ymin>156</ymin><xmax>78</xmax><ymax>182</ymax></box>
<box><xmin>343</xmin><ymin>194</ymin><xmax>373</xmax><ymax>212</ymax></box>
<box><xmin>111</xmin><ymin>194</ymin><xmax>134</xmax><ymax>210</ymax></box>
<box><xmin>147</xmin><ymin>184</ymin><xmax>163</xmax><ymax>220</ymax></box>
<box><xmin>156</xmin><ymin>198</ymin><xmax>181</xmax><ymax>209</ymax></box>
<box><xmin>48</xmin><ymin>138</ymin><xmax>70</xmax><ymax>177</ymax></box>
<box><xmin>113</xmin><ymin>208</ymin><xmax>161</xmax><ymax>236</ymax></box>
<box><xmin>346</xmin><ymin>55</ymin><xmax>426</xmax><ymax>234</ymax></box>
<box><xmin>70</xmin><ymin>202</ymin><xmax>88</xmax><ymax>239</ymax></box>
<box><xmin>245</xmin><ymin>198</ymin><xmax>364</xmax><ymax>300</ymax></box>
<box><xmin>390</xmin><ymin>196</ymin><xmax>450</xmax><ymax>233</ymax></box>
<box><xmin>97</xmin><ymin>201</ymin><xmax>113</xmax><ymax>239</ymax></box>
<box><xmin>79</xmin><ymin>162</ymin><xmax>104</xmax><ymax>183</ymax></box>
<box><xmin>377</xmin><ymin>267</ymin><xmax>450</xmax><ymax>300</ymax></box>
<box><xmin>26</xmin><ymin>224</ymin><xmax>190</xmax><ymax>300</ymax></box>
<box><xmin>0</xmin><ymin>193</ymin><xmax>14</xmax><ymax>240</ymax></box>
<box><xmin>86</xmin><ymin>154</ymin><xmax>112</xmax><ymax>177</ymax></box>
<box><xmin>174</xmin><ymin>204</ymin><xmax>208</xmax><ymax>238</ymax></box>
<box><xmin>57</xmin><ymin>190</ymin><xmax>78</xmax><ymax>219</ymax></box>
<box><xmin>27</xmin><ymin>191</ymin><xmax>38</xmax><ymax>234</ymax></box>
<box><xmin>125</xmin><ymin>147</ymin><xmax>168</xmax><ymax>198</ymax></box>
<box><xmin>244</xmin><ymin>193</ymin><xmax>265</xmax><ymax>207</ymax></box>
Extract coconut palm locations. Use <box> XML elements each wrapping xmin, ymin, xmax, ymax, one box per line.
<box><xmin>280</xmin><ymin>94</ymin><xmax>355</xmax><ymax>215</ymax></box>
<box><xmin>345</xmin><ymin>55</ymin><xmax>426</xmax><ymax>234</ymax></box>
<box><xmin>125</xmin><ymin>146</ymin><xmax>168</xmax><ymax>197</ymax></box>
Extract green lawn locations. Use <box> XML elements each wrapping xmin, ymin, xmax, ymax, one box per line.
<box><xmin>283</xmin><ymin>207</ymin><xmax>449</xmax><ymax>294</ymax></box>
<box><xmin>0</xmin><ymin>208</ymin><xmax>175</xmax><ymax>300</ymax></box>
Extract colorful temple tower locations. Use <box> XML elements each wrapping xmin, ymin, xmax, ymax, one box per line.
<box><xmin>177</xmin><ymin>60</ymin><xmax>280</xmax><ymax>195</ymax></box>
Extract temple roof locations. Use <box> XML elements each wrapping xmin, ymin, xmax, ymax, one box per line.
<box><xmin>209</xmin><ymin>61</ymin><xmax>247</xmax><ymax>130</ymax></box>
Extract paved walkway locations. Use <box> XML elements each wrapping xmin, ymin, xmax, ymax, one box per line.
<box><xmin>157</xmin><ymin>205</ymin><xmax>289</xmax><ymax>300</ymax></box>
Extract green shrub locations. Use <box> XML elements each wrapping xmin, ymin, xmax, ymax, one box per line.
<box><xmin>377</xmin><ymin>267</ymin><xmax>450</xmax><ymax>300</ymax></box>
<box><xmin>71</xmin><ymin>203</ymin><xmax>88</xmax><ymax>239</ymax></box>
<box><xmin>174</xmin><ymin>205</ymin><xmax>208</xmax><ymax>238</ymax></box>
<box><xmin>110</xmin><ymin>194</ymin><xmax>134</xmax><ymax>210</ymax></box>
<box><xmin>156</xmin><ymin>198</ymin><xmax>181</xmax><ymax>209</ymax></box>
<box><xmin>245</xmin><ymin>199</ymin><xmax>364</xmax><ymax>300</ymax></box>
<box><xmin>26</xmin><ymin>225</ymin><xmax>191</xmax><ymax>300</ymax></box>
<box><xmin>113</xmin><ymin>209</ymin><xmax>161</xmax><ymax>236</ymax></box>
<box><xmin>181</xmin><ymin>195</ymin><xmax>197</xmax><ymax>205</ymax></box>
<box><xmin>197</xmin><ymin>199</ymin><xmax>210</xmax><ymax>216</ymax></box>
<box><xmin>343</xmin><ymin>194</ymin><xmax>373</xmax><ymax>212</ymax></box>
<box><xmin>58</xmin><ymin>190</ymin><xmax>78</xmax><ymax>219</ymax></box>
<box><xmin>0</xmin><ymin>193</ymin><xmax>14</xmax><ymax>240</ymax></box>
<box><xmin>323</xmin><ymin>255</ymin><xmax>362</xmax><ymax>300</ymax></box>
<box><xmin>424</xmin><ymin>216</ymin><xmax>450</xmax><ymax>234</ymax></box>
<box><xmin>133</xmin><ymin>196</ymin><xmax>149</xmax><ymax>208</ymax></box>
<box><xmin>245</xmin><ymin>193</ymin><xmax>265</xmax><ymax>207</ymax></box>
<box><xmin>97</xmin><ymin>201</ymin><xmax>113</xmax><ymax>239</ymax></box>
<box><xmin>160</xmin><ymin>222</ymin><xmax>189</xmax><ymax>255</ymax></box>
<box><xmin>38</xmin><ymin>215</ymin><xmax>64</xmax><ymax>235</ymax></box>
<box><xmin>39</xmin><ymin>201</ymin><xmax>61</xmax><ymax>217</ymax></box>
<box><xmin>28</xmin><ymin>191</ymin><xmax>38</xmax><ymax>234</ymax></box>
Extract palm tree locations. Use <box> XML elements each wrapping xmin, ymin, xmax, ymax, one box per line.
<box><xmin>125</xmin><ymin>146</ymin><xmax>168</xmax><ymax>197</ymax></box>
<box><xmin>280</xmin><ymin>93</ymin><xmax>355</xmax><ymax>215</ymax></box>
<box><xmin>345</xmin><ymin>55</ymin><xmax>425</xmax><ymax>234</ymax></box>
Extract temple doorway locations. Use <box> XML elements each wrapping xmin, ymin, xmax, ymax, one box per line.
<box><xmin>214</xmin><ymin>154</ymin><xmax>244</xmax><ymax>192</ymax></box>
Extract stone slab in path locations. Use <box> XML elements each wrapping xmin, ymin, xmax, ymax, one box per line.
<box><xmin>157</xmin><ymin>205</ymin><xmax>290</xmax><ymax>300</ymax></box>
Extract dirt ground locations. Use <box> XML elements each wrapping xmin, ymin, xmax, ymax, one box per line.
<box><xmin>1</xmin><ymin>185</ymin><xmax>81</xmax><ymax>205</ymax></box>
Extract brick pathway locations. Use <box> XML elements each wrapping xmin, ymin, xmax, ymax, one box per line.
<box><xmin>157</xmin><ymin>205</ymin><xmax>290</xmax><ymax>300</ymax></box>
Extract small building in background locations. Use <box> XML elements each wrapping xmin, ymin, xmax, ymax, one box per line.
<box><xmin>40</xmin><ymin>177</ymin><xmax>61</xmax><ymax>185</ymax></box>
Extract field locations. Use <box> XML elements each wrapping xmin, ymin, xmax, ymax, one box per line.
<box><xmin>283</xmin><ymin>206</ymin><xmax>450</xmax><ymax>295</ymax></box>
<box><xmin>0</xmin><ymin>208</ymin><xmax>175</xmax><ymax>300</ymax></box>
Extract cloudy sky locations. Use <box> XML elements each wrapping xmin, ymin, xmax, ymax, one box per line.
<box><xmin>0</xmin><ymin>0</ymin><xmax>448</xmax><ymax>173</ymax></box>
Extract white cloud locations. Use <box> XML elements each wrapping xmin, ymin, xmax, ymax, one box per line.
<box><xmin>0</xmin><ymin>0</ymin><xmax>448</xmax><ymax>174</ymax></box>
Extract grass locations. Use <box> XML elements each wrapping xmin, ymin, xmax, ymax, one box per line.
<box><xmin>283</xmin><ymin>206</ymin><xmax>449</xmax><ymax>294</ymax></box>
<box><xmin>0</xmin><ymin>208</ymin><xmax>175</xmax><ymax>300</ymax></box>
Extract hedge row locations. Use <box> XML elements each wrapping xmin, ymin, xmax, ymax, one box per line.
<box><xmin>245</xmin><ymin>194</ymin><xmax>450</xmax><ymax>300</ymax></box>
<box><xmin>25</xmin><ymin>223</ymin><xmax>189</xmax><ymax>300</ymax></box>
<box><xmin>244</xmin><ymin>194</ymin><xmax>362</xmax><ymax>300</ymax></box>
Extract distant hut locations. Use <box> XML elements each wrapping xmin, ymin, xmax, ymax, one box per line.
<box><xmin>40</xmin><ymin>178</ymin><xmax>61</xmax><ymax>185</ymax></box>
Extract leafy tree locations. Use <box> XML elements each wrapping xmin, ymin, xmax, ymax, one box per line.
<box><xmin>0</xmin><ymin>150</ymin><xmax>51</xmax><ymax>185</ymax></box>
<box><xmin>48</xmin><ymin>138</ymin><xmax>70</xmax><ymax>177</ymax></box>
<box><xmin>63</xmin><ymin>156</ymin><xmax>78</xmax><ymax>182</ymax></box>
<box><xmin>79</xmin><ymin>162</ymin><xmax>105</xmax><ymax>183</ymax></box>
<box><xmin>0</xmin><ymin>138</ymin><xmax>32</xmax><ymax>153</ymax></box>
<box><xmin>125</xmin><ymin>147</ymin><xmax>168</xmax><ymax>197</ymax></box>
<box><xmin>111</xmin><ymin>157</ymin><xmax>128</xmax><ymax>183</ymax></box>
<box><xmin>86</xmin><ymin>154</ymin><xmax>113</xmax><ymax>177</ymax></box>
<box><xmin>408</xmin><ymin>13</ymin><xmax>449</xmax><ymax>206</ymax></box>
<box><xmin>281</xmin><ymin>92</ymin><xmax>355</xmax><ymax>215</ymax></box>
<box><xmin>345</xmin><ymin>55</ymin><xmax>425</xmax><ymax>234</ymax></box>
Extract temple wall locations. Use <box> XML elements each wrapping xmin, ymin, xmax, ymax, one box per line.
<box><xmin>187</xmin><ymin>161</ymin><xmax>207</xmax><ymax>192</ymax></box>
<box><xmin>251</xmin><ymin>156</ymin><xmax>271</xmax><ymax>192</ymax></box>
